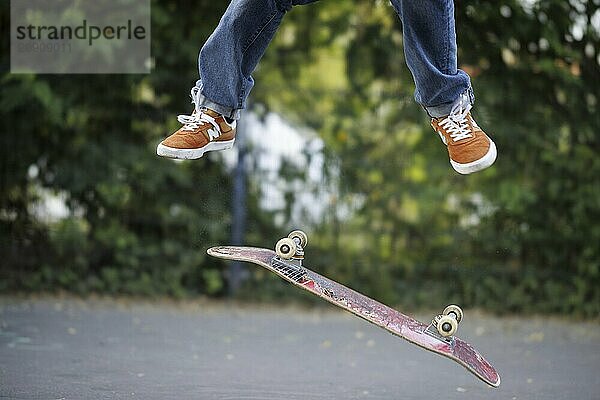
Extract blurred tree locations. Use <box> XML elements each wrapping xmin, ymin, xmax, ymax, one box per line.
<box><xmin>0</xmin><ymin>0</ymin><xmax>274</xmax><ymax>297</ymax></box>
<box><xmin>1</xmin><ymin>0</ymin><xmax>598</xmax><ymax>315</ymax></box>
<box><xmin>250</xmin><ymin>0</ymin><xmax>600</xmax><ymax>314</ymax></box>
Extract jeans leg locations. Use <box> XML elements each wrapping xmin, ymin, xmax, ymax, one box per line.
<box><xmin>197</xmin><ymin>0</ymin><xmax>319</xmax><ymax>119</ymax></box>
<box><xmin>390</xmin><ymin>0</ymin><xmax>472</xmax><ymax>117</ymax></box>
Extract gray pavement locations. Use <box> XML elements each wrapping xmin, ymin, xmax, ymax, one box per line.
<box><xmin>0</xmin><ymin>297</ymin><xmax>599</xmax><ymax>400</ymax></box>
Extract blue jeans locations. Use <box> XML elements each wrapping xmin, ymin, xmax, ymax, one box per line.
<box><xmin>196</xmin><ymin>0</ymin><xmax>472</xmax><ymax>119</ymax></box>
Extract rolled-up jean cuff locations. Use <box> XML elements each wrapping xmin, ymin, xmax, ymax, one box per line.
<box><xmin>195</xmin><ymin>92</ymin><xmax>242</xmax><ymax>120</ymax></box>
<box><xmin>423</xmin><ymin>87</ymin><xmax>474</xmax><ymax>118</ymax></box>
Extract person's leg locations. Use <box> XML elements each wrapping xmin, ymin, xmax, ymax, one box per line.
<box><xmin>390</xmin><ymin>0</ymin><xmax>496</xmax><ymax>174</ymax></box>
<box><xmin>157</xmin><ymin>0</ymin><xmax>319</xmax><ymax>160</ymax></box>
<box><xmin>390</xmin><ymin>0</ymin><xmax>472</xmax><ymax>117</ymax></box>
<box><xmin>197</xmin><ymin>0</ymin><xmax>320</xmax><ymax>119</ymax></box>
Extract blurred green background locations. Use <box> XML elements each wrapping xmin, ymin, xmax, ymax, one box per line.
<box><xmin>1</xmin><ymin>0</ymin><xmax>599</xmax><ymax>317</ymax></box>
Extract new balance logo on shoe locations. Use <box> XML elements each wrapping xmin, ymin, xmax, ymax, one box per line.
<box><xmin>206</xmin><ymin>127</ymin><xmax>221</xmax><ymax>141</ymax></box>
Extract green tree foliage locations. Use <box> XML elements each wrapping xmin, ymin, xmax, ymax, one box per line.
<box><xmin>1</xmin><ymin>1</ymin><xmax>599</xmax><ymax>316</ymax></box>
<box><xmin>251</xmin><ymin>0</ymin><xmax>600</xmax><ymax>315</ymax></box>
<box><xmin>0</xmin><ymin>1</ymin><xmax>267</xmax><ymax>297</ymax></box>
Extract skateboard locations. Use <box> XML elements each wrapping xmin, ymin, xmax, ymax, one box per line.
<box><xmin>207</xmin><ymin>230</ymin><xmax>500</xmax><ymax>388</ymax></box>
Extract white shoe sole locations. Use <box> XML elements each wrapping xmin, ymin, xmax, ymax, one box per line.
<box><xmin>450</xmin><ymin>140</ymin><xmax>497</xmax><ymax>175</ymax></box>
<box><xmin>156</xmin><ymin>139</ymin><xmax>235</xmax><ymax>160</ymax></box>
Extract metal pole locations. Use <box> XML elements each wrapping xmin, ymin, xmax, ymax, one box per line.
<box><xmin>229</xmin><ymin>111</ymin><xmax>247</xmax><ymax>296</ymax></box>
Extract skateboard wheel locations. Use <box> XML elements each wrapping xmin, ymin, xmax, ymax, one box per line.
<box><xmin>436</xmin><ymin>315</ymin><xmax>458</xmax><ymax>337</ymax></box>
<box><xmin>275</xmin><ymin>238</ymin><xmax>297</xmax><ymax>259</ymax></box>
<box><xmin>442</xmin><ymin>304</ymin><xmax>463</xmax><ymax>324</ymax></box>
<box><xmin>288</xmin><ymin>230</ymin><xmax>308</xmax><ymax>248</ymax></box>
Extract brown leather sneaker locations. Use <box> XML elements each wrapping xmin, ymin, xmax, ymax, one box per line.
<box><xmin>157</xmin><ymin>97</ymin><xmax>236</xmax><ymax>159</ymax></box>
<box><xmin>431</xmin><ymin>104</ymin><xmax>497</xmax><ymax>175</ymax></box>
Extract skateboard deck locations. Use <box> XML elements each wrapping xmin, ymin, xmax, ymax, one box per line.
<box><xmin>208</xmin><ymin>239</ymin><xmax>500</xmax><ymax>388</ymax></box>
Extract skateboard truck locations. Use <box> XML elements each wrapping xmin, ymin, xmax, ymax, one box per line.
<box><xmin>426</xmin><ymin>304</ymin><xmax>464</xmax><ymax>341</ymax></box>
<box><xmin>275</xmin><ymin>230</ymin><xmax>307</xmax><ymax>267</ymax></box>
<box><xmin>272</xmin><ymin>230</ymin><xmax>309</xmax><ymax>281</ymax></box>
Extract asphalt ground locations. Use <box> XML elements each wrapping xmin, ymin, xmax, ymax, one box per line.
<box><xmin>1</xmin><ymin>297</ymin><xmax>598</xmax><ymax>400</ymax></box>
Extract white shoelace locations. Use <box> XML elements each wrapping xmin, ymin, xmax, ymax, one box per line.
<box><xmin>438</xmin><ymin>100</ymin><xmax>475</xmax><ymax>142</ymax></box>
<box><xmin>176</xmin><ymin>87</ymin><xmax>222</xmax><ymax>139</ymax></box>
